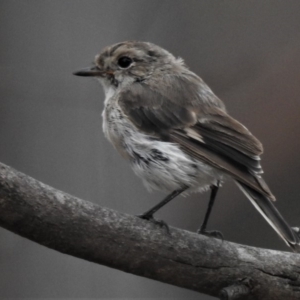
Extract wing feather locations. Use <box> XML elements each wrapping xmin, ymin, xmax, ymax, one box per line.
<box><xmin>118</xmin><ymin>77</ymin><xmax>274</xmax><ymax>199</ymax></box>
<box><xmin>170</xmin><ymin>131</ymin><xmax>274</xmax><ymax>199</ymax></box>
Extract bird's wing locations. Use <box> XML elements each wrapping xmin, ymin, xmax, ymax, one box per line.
<box><xmin>118</xmin><ymin>78</ymin><xmax>272</xmax><ymax>198</ymax></box>
<box><xmin>118</xmin><ymin>73</ymin><xmax>205</xmax><ymax>132</ymax></box>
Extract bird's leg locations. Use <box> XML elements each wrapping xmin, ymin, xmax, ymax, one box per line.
<box><xmin>198</xmin><ymin>181</ymin><xmax>223</xmax><ymax>239</ymax></box>
<box><xmin>138</xmin><ymin>186</ymin><xmax>188</xmax><ymax>233</ymax></box>
<box><xmin>138</xmin><ymin>186</ymin><xmax>188</xmax><ymax>219</ymax></box>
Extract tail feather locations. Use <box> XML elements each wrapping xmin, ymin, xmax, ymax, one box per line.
<box><xmin>235</xmin><ymin>180</ymin><xmax>300</xmax><ymax>252</ymax></box>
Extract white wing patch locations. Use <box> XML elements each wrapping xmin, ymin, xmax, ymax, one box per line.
<box><xmin>184</xmin><ymin>128</ymin><xmax>205</xmax><ymax>143</ymax></box>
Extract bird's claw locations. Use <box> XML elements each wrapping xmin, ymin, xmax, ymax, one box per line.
<box><xmin>137</xmin><ymin>213</ymin><xmax>170</xmax><ymax>234</ymax></box>
<box><xmin>197</xmin><ymin>228</ymin><xmax>224</xmax><ymax>240</ymax></box>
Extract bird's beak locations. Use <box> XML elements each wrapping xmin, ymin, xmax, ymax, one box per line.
<box><xmin>73</xmin><ymin>66</ymin><xmax>113</xmax><ymax>77</ymax></box>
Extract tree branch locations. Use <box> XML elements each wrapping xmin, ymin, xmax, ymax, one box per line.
<box><xmin>0</xmin><ymin>162</ymin><xmax>299</xmax><ymax>300</ymax></box>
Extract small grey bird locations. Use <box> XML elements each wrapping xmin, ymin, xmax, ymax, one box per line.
<box><xmin>74</xmin><ymin>41</ymin><xmax>299</xmax><ymax>251</ymax></box>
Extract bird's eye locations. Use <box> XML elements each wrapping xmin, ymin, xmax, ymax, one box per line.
<box><xmin>117</xmin><ymin>56</ymin><xmax>133</xmax><ymax>69</ymax></box>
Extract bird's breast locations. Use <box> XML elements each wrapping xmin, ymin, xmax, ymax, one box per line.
<box><xmin>102</xmin><ymin>100</ymin><xmax>222</xmax><ymax>193</ymax></box>
<box><xmin>102</xmin><ymin>101</ymin><xmax>132</xmax><ymax>159</ymax></box>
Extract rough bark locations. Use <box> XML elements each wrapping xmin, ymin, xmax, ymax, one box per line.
<box><xmin>0</xmin><ymin>161</ymin><xmax>299</xmax><ymax>299</ymax></box>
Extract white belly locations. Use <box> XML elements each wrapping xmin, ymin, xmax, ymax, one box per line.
<box><xmin>102</xmin><ymin>102</ymin><xmax>223</xmax><ymax>193</ymax></box>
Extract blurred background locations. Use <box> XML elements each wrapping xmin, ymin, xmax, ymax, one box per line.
<box><xmin>1</xmin><ymin>1</ymin><xmax>300</xmax><ymax>299</ymax></box>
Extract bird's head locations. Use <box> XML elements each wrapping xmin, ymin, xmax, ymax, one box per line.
<box><xmin>73</xmin><ymin>41</ymin><xmax>184</xmax><ymax>89</ymax></box>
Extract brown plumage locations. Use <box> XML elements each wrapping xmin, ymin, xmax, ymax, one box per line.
<box><xmin>74</xmin><ymin>41</ymin><xmax>299</xmax><ymax>251</ymax></box>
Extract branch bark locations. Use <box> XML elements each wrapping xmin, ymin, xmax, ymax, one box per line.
<box><xmin>0</xmin><ymin>162</ymin><xmax>299</xmax><ymax>299</ymax></box>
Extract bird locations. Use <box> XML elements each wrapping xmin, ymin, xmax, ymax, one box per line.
<box><xmin>73</xmin><ymin>41</ymin><xmax>299</xmax><ymax>251</ymax></box>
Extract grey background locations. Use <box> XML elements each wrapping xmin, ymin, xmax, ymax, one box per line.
<box><xmin>1</xmin><ymin>0</ymin><xmax>300</xmax><ymax>299</ymax></box>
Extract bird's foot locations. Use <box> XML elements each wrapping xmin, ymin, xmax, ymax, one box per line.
<box><xmin>197</xmin><ymin>228</ymin><xmax>224</xmax><ymax>240</ymax></box>
<box><xmin>137</xmin><ymin>213</ymin><xmax>170</xmax><ymax>234</ymax></box>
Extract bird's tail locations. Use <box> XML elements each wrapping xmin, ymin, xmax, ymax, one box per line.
<box><xmin>235</xmin><ymin>180</ymin><xmax>300</xmax><ymax>252</ymax></box>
